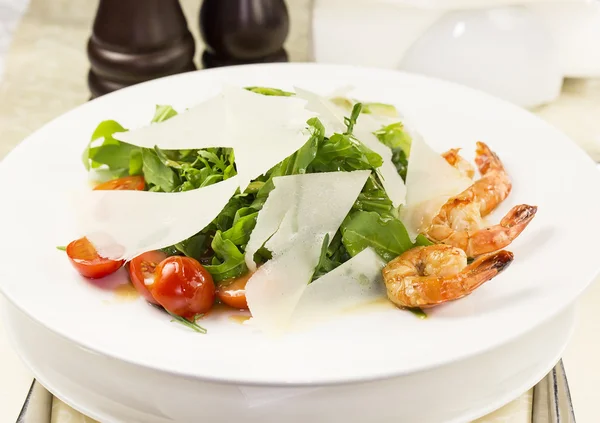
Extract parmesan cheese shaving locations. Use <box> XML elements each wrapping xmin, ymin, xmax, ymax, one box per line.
<box><xmin>222</xmin><ymin>86</ymin><xmax>317</xmax><ymax>192</ymax></box>
<box><xmin>245</xmin><ymin>170</ymin><xmax>371</xmax><ymax>334</ymax></box>
<box><xmin>114</xmin><ymin>94</ymin><xmax>228</xmax><ymax>149</ymax></box>
<box><xmin>77</xmin><ymin>177</ymin><xmax>239</xmax><ymax>261</ymax></box>
<box><xmin>400</xmin><ymin>131</ymin><xmax>472</xmax><ymax>239</ymax></box>
<box><xmin>290</xmin><ymin>247</ymin><xmax>386</xmax><ymax>330</ymax></box>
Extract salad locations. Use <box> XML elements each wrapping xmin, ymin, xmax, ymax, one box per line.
<box><xmin>64</xmin><ymin>86</ymin><xmax>537</xmax><ymax>334</ymax></box>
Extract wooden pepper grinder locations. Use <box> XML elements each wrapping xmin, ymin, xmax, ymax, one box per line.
<box><xmin>87</xmin><ymin>0</ymin><xmax>196</xmax><ymax>98</ymax></box>
<box><xmin>199</xmin><ymin>0</ymin><xmax>289</xmax><ymax>68</ymax></box>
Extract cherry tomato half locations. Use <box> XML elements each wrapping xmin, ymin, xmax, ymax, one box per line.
<box><xmin>216</xmin><ymin>271</ymin><xmax>253</xmax><ymax>310</ymax></box>
<box><xmin>94</xmin><ymin>175</ymin><xmax>145</xmax><ymax>191</ymax></box>
<box><xmin>127</xmin><ymin>250</ymin><xmax>167</xmax><ymax>305</ymax></box>
<box><xmin>150</xmin><ymin>256</ymin><xmax>215</xmax><ymax>318</ymax></box>
<box><xmin>66</xmin><ymin>237</ymin><xmax>124</xmax><ymax>279</ymax></box>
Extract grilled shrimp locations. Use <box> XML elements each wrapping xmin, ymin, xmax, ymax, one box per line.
<box><xmin>383</xmin><ymin>245</ymin><xmax>514</xmax><ymax>308</ymax></box>
<box><xmin>426</xmin><ymin>142</ymin><xmax>537</xmax><ymax>257</ymax></box>
<box><xmin>442</xmin><ymin>148</ymin><xmax>475</xmax><ymax>179</ymax></box>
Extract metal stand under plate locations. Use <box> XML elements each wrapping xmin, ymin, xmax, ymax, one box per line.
<box><xmin>532</xmin><ymin>359</ymin><xmax>576</xmax><ymax>423</ymax></box>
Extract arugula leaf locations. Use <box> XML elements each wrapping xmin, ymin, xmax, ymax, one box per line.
<box><xmin>244</xmin><ymin>86</ymin><xmax>295</xmax><ymax>97</ymax></box>
<box><xmin>174</xmin><ymin>233</ymin><xmax>211</xmax><ymax>262</ymax></box>
<box><xmin>352</xmin><ymin>189</ymin><xmax>394</xmax><ymax>215</ymax></box>
<box><xmin>129</xmin><ymin>149</ymin><xmax>143</xmax><ymax>175</ymax></box>
<box><xmin>141</xmin><ymin>148</ymin><xmax>179</xmax><ymax>192</ymax></box>
<box><xmin>83</xmin><ymin>120</ymin><xmax>128</xmax><ymax>170</ymax></box>
<box><xmin>341</xmin><ymin>211</ymin><xmax>414</xmax><ymax>262</ymax></box>
<box><xmin>204</xmin><ymin>231</ymin><xmax>248</xmax><ymax>282</ymax></box>
<box><xmin>311</xmin><ymin>132</ymin><xmax>382</xmax><ymax>172</ymax></box>
<box><xmin>152</xmin><ymin>105</ymin><xmax>178</xmax><ymax>123</ymax></box>
<box><xmin>391</xmin><ymin>148</ymin><xmax>408</xmax><ymax>182</ymax></box>
<box><xmin>221</xmin><ymin>208</ymin><xmax>258</xmax><ymax>246</ymax></box>
<box><xmin>374</xmin><ymin>122</ymin><xmax>412</xmax><ymax>155</ymax></box>
<box><xmin>344</xmin><ymin>103</ymin><xmax>362</xmax><ymax>136</ymax></box>
<box><xmin>415</xmin><ymin>234</ymin><xmax>434</xmax><ymax>247</ymax></box>
<box><xmin>361</xmin><ymin>102</ymin><xmax>398</xmax><ymax>117</ymax></box>
<box><xmin>89</xmin><ymin>142</ymin><xmax>138</xmax><ymax>170</ymax></box>
<box><xmin>167</xmin><ymin>311</ymin><xmax>207</xmax><ymax>333</ymax></box>
<box><xmin>312</xmin><ymin>231</ymin><xmax>349</xmax><ymax>280</ymax></box>
<box><xmin>154</xmin><ymin>146</ymin><xmax>183</xmax><ymax>169</ymax></box>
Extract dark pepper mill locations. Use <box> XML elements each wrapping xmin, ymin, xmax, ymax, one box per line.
<box><xmin>87</xmin><ymin>0</ymin><xmax>196</xmax><ymax>98</ymax></box>
<box><xmin>199</xmin><ymin>0</ymin><xmax>289</xmax><ymax>68</ymax></box>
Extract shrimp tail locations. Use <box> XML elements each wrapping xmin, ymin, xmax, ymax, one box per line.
<box><xmin>463</xmin><ymin>204</ymin><xmax>538</xmax><ymax>257</ymax></box>
<box><xmin>425</xmin><ymin>250</ymin><xmax>514</xmax><ymax>308</ymax></box>
<box><xmin>466</xmin><ymin>250</ymin><xmax>514</xmax><ymax>282</ymax></box>
<box><xmin>501</xmin><ymin>204</ymin><xmax>538</xmax><ymax>234</ymax></box>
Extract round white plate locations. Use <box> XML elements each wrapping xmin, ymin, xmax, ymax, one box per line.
<box><xmin>2</xmin><ymin>298</ymin><xmax>576</xmax><ymax>423</ymax></box>
<box><xmin>0</xmin><ymin>64</ymin><xmax>598</xmax><ymax>386</ymax></box>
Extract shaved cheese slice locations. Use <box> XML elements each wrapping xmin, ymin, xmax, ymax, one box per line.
<box><xmin>294</xmin><ymin>87</ymin><xmax>347</xmax><ymax>135</ymax></box>
<box><xmin>245</xmin><ymin>170</ymin><xmax>371</xmax><ymax>334</ymax></box>
<box><xmin>245</xmin><ymin>170</ymin><xmax>371</xmax><ymax>271</ymax></box>
<box><xmin>114</xmin><ymin>94</ymin><xmax>228</xmax><ymax>149</ymax></box>
<box><xmin>76</xmin><ymin>177</ymin><xmax>239</xmax><ymax>261</ymax></box>
<box><xmin>290</xmin><ymin>247</ymin><xmax>386</xmax><ymax>330</ymax></box>
<box><xmin>401</xmin><ymin>131</ymin><xmax>472</xmax><ymax>239</ymax></box>
<box><xmin>223</xmin><ymin>86</ymin><xmax>316</xmax><ymax>192</ymax></box>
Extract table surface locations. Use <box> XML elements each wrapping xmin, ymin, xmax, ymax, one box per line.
<box><xmin>1</xmin><ymin>1</ymin><xmax>600</xmax><ymax>422</ymax></box>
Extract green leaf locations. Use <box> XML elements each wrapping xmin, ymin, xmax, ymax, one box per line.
<box><xmin>311</xmin><ymin>133</ymin><xmax>382</xmax><ymax>171</ymax></box>
<box><xmin>244</xmin><ymin>86</ymin><xmax>295</xmax><ymax>97</ymax></box>
<box><xmin>141</xmin><ymin>148</ymin><xmax>179</xmax><ymax>192</ymax></box>
<box><xmin>196</xmin><ymin>150</ymin><xmax>227</xmax><ymax>171</ymax></box>
<box><xmin>222</xmin><ymin>209</ymin><xmax>258</xmax><ymax>246</ymax></box>
<box><xmin>89</xmin><ymin>142</ymin><xmax>138</xmax><ymax>170</ymax></box>
<box><xmin>204</xmin><ymin>231</ymin><xmax>248</xmax><ymax>282</ymax></box>
<box><xmin>344</xmin><ymin>103</ymin><xmax>362</xmax><ymax>136</ymax></box>
<box><xmin>362</xmin><ymin>102</ymin><xmax>399</xmax><ymax>117</ymax></box>
<box><xmin>352</xmin><ymin>189</ymin><xmax>394</xmax><ymax>215</ymax></box>
<box><xmin>175</xmin><ymin>233</ymin><xmax>210</xmax><ymax>262</ymax></box>
<box><xmin>415</xmin><ymin>234</ymin><xmax>434</xmax><ymax>247</ymax></box>
<box><xmin>154</xmin><ymin>146</ymin><xmax>183</xmax><ymax>169</ymax></box>
<box><xmin>151</xmin><ymin>105</ymin><xmax>178</xmax><ymax>123</ymax></box>
<box><xmin>341</xmin><ymin>211</ymin><xmax>414</xmax><ymax>262</ymax></box>
<box><xmin>129</xmin><ymin>149</ymin><xmax>143</xmax><ymax>175</ymax></box>
<box><xmin>82</xmin><ymin>120</ymin><xmax>127</xmax><ymax>170</ymax></box>
<box><xmin>391</xmin><ymin>148</ymin><xmax>408</xmax><ymax>182</ymax></box>
<box><xmin>167</xmin><ymin>311</ymin><xmax>207</xmax><ymax>333</ymax></box>
<box><xmin>56</xmin><ymin>246</ymin><xmax>66</xmax><ymax>251</ymax></box>
<box><xmin>374</xmin><ymin>122</ymin><xmax>412</xmax><ymax>155</ymax></box>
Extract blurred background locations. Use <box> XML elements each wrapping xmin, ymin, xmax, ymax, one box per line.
<box><xmin>1</xmin><ymin>0</ymin><xmax>600</xmax><ymax>162</ymax></box>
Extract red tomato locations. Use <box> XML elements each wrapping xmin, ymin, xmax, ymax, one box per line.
<box><xmin>66</xmin><ymin>237</ymin><xmax>124</xmax><ymax>279</ymax></box>
<box><xmin>127</xmin><ymin>250</ymin><xmax>167</xmax><ymax>305</ymax></box>
<box><xmin>150</xmin><ymin>256</ymin><xmax>215</xmax><ymax>318</ymax></box>
<box><xmin>216</xmin><ymin>272</ymin><xmax>253</xmax><ymax>310</ymax></box>
<box><xmin>94</xmin><ymin>175</ymin><xmax>145</xmax><ymax>191</ymax></box>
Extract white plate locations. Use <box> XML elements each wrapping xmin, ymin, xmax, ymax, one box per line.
<box><xmin>2</xmin><ymin>298</ymin><xmax>576</xmax><ymax>423</ymax></box>
<box><xmin>0</xmin><ymin>63</ymin><xmax>598</xmax><ymax>386</ymax></box>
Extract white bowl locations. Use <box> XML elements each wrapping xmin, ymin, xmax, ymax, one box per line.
<box><xmin>0</xmin><ymin>64</ymin><xmax>599</xmax><ymax>420</ymax></box>
<box><xmin>2</xmin><ymin>298</ymin><xmax>576</xmax><ymax>423</ymax></box>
